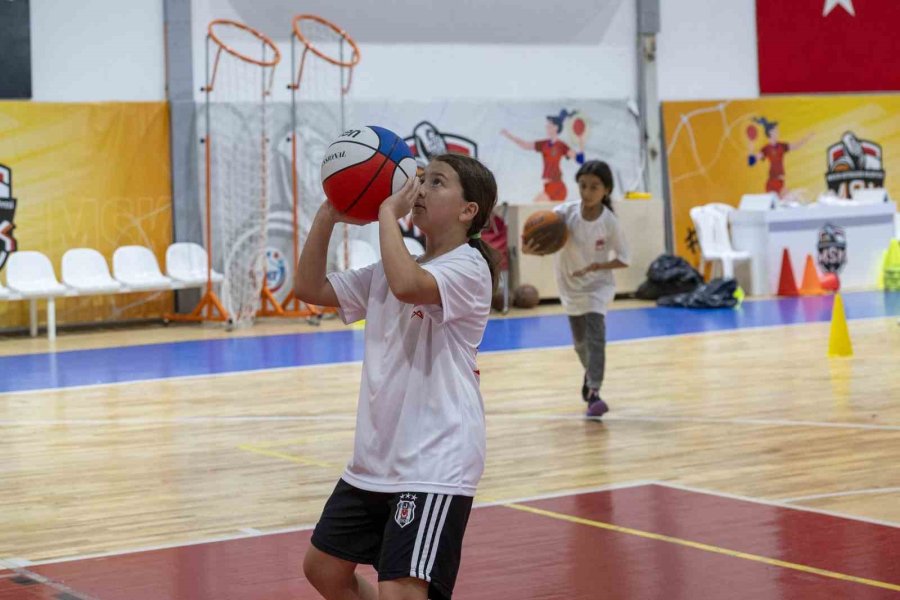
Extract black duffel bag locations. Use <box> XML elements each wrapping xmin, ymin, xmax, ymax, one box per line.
<box><xmin>634</xmin><ymin>254</ymin><xmax>704</xmax><ymax>300</ymax></box>
<box><xmin>657</xmin><ymin>278</ymin><xmax>738</xmax><ymax>309</ymax></box>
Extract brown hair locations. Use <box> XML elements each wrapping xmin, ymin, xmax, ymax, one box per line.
<box><xmin>431</xmin><ymin>153</ymin><xmax>501</xmax><ymax>293</ymax></box>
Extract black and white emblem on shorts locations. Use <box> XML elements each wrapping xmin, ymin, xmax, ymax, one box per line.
<box><xmin>395</xmin><ymin>493</ymin><xmax>417</xmax><ymax>528</ymax></box>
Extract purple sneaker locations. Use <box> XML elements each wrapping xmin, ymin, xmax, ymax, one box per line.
<box><xmin>585</xmin><ymin>392</ymin><xmax>609</xmax><ymax>418</ymax></box>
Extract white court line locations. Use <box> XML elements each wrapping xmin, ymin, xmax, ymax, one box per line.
<box><xmin>16</xmin><ymin>480</ymin><xmax>898</xmax><ymax>570</ymax></box>
<box><xmin>0</xmin><ymin>558</ymin><xmax>102</xmax><ymax>600</ymax></box>
<box><xmin>0</xmin><ymin>359</ymin><xmax>365</xmax><ymax>398</ymax></box>
<box><xmin>16</xmin><ymin>522</ymin><xmax>318</xmax><ymax>568</ymax></box>
<box><xmin>493</xmin><ymin>413</ymin><xmax>900</xmax><ymax>433</ymax></box>
<box><xmin>781</xmin><ymin>487</ymin><xmax>900</xmax><ymax>503</ymax></box>
<box><xmin>2</xmin><ymin>412</ymin><xmax>899</xmax><ymax>432</ymax></box>
<box><xmin>654</xmin><ymin>481</ymin><xmax>900</xmax><ymax>529</ymax></box>
<box><xmin>16</xmin><ymin>481</ymin><xmax>653</xmax><ymax>568</ymax></box>
<box><xmin>485</xmin><ymin>413</ymin><xmax>900</xmax><ymax>432</ymax></box>
<box><xmin>1</xmin><ymin>313</ymin><xmax>895</xmax><ymax>398</ymax></box>
<box><xmin>0</xmin><ymin>415</ymin><xmax>356</xmax><ymax>426</ymax></box>
<box><xmin>473</xmin><ymin>480</ymin><xmax>655</xmax><ymax>509</ymax></box>
<box><xmin>0</xmin><ymin>557</ymin><xmax>32</xmax><ymax>567</ymax></box>
<box><xmin>601</xmin><ymin>414</ymin><xmax>900</xmax><ymax>432</ymax></box>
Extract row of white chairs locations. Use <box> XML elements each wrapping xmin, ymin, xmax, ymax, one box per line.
<box><xmin>0</xmin><ymin>243</ymin><xmax>223</xmax><ymax>340</ymax></box>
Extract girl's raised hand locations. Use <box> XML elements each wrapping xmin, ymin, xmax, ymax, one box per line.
<box><xmin>379</xmin><ymin>174</ymin><xmax>421</xmax><ymax>220</ymax></box>
<box><xmin>319</xmin><ymin>200</ymin><xmax>369</xmax><ymax>226</ymax></box>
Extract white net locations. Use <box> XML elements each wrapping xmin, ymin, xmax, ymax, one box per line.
<box><xmin>202</xmin><ymin>23</ymin><xmax>278</xmax><ymax>326</ymax></box>
<box><xmin>288</xmin><ymin>17</ymin><xmax>360</xmax><ymax>278</ymax></box>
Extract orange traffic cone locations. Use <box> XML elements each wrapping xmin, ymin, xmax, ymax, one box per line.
<box><xmin>799</xmin><ymin>255</ymin><xmax>825</xmax><ymax>295</ymax></box>
<box><xmin>777</xmin><ymin>248</ymin><xmax>799</xmax><ymax>296</ymax></box>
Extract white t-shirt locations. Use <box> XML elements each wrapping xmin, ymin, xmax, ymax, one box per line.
<box><xmin>326</xmin><ymin>243</ymin><xmax>491</xmax><ymax>497</ymax></box>
<box><xmin>553</xmin><ymin>201</ymin><xmax>630</xmax><ymax>316</ymax></box>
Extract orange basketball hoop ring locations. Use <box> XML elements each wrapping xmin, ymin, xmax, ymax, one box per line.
<box><xmin>167</xmin><ymin>20</ymin><xmax>281</xmax><ymax>325</ymax></box>
<box><xmin>278</xmin><ymin>15</ymin><xmax>361</xmax><ymax>319</ymax></box>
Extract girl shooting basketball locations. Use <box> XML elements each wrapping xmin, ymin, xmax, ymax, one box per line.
<box><xmin>294</xmin><ymin>153</ymin><xmax>499</xmax><ymax>600</ymax></box>
<box><xmin>523</xmin><ymin>160</ymin><xmax>630</xmax><ymax>418</ymax></box>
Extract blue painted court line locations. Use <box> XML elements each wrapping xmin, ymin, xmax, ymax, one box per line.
<box><xmin>1</xmin><ymin>291</ymin><xmax>898</xmax><ymax>393</ymax></box>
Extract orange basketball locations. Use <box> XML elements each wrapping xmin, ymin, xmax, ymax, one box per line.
<box><xmin>522</xmin><ymin>210</ymin><xmax>568</xmax><ymax>255</ymax></box>
<box><xmin>513</xmin><ymin>284</ymin><xmax>540</xmax><ymax>309</ymax></box>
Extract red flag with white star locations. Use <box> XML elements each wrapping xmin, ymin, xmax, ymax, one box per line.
<box><xmin>756</xmin><ymin>0</ymin><xmax>900</xmax><ymax>93</ymax></box>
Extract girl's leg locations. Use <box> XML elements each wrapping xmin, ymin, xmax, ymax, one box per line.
<box><xmin>567</xmin><ymin>315</ymin><xmax>590</xmax><ymax>371</ymax></box>
<box><xmin>303</xmin><ymin>546</ymin><xmax>377</xmax><ymax>600</ymax></box>
<box><xmin>584</xmin><ymin>313</ymin><xmax>606</xmax><ymax>391</ymax></box>
<box><xmin>379</xmin><ymin>577</ymin><xmax>429</xmax><ymax>600</ymax></box>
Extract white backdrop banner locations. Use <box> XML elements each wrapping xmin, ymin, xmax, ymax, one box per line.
<box><xmin>197</xmin><ymin>99</ymin><xmax>641</xmax><ymax>302</ymax></box>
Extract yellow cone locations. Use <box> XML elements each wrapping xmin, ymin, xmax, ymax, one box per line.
<box><xmin>828</xmin><ymin>293</ymin><xmax>853</xmax><ymax>357</ymax></box>
<box><xmin>887</xmin><ymin>239</ymin><xmax>900</xmax><ymax>267</ymax></box>
<box><xmin>884</xmin><ymin>240</ymin><xmax>900</xmax><ymax>291</ymax></box>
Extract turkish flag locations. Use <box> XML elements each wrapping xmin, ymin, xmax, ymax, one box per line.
<box><xmin>757</xmin><ymin>0</ymin><xmax>900</xmax><ymax>93</ymax></box>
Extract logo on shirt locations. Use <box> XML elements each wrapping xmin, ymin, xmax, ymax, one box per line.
<box><xmin>395</xmin><ymin>493</ymin><xmax>417</xmax><ymax>528</ymax></box>
<box><xmin>0</xmin><ymin>163</ymin><xmax>18</xmax><ymax>273</ymax></box>
<box><xmin>594</xmin><ymin>237</ymin><xmax>606</xmax><ymax>251</ymax></box>
<box><xmin>411</xmin><ymin>309</ymin><xmax>424</xmax><ymax>320</ymax></box>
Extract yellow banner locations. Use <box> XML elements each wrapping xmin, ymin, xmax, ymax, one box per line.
<box><xmin>663</xmin><ymin>95</ymin><xmax>900</xmax><ymax>261</ymax></box>
<box><xmin>0</xmin><ymin>102</ymin><xmax>172</xmax><ymax>329</ymax></box>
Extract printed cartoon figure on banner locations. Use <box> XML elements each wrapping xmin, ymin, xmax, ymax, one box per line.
<box><xmin>500</xmin><ymin>109</ymin><xmax>587</xmax><ymax>202</ymax></box>
<box><xmin>746</xmin><ymin>117</ymin><xmax>814</xmax><ymax>197</ymax></box>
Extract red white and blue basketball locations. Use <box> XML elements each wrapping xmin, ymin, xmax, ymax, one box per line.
<box><xmin>321</xmin><ymin>126</ymin><xmax>418</xmax><ymax>222</ymax></box>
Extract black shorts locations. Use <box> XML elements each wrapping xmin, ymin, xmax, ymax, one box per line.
<box><xmin>310</xmin><ymin>479</ymin><xmax>473</xmax><ymax>600</ymax></box>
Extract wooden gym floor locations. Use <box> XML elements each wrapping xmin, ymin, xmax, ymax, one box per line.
<box><xmin>1</xmin><ymin>291</ymin><xmax>899</xmax><ymax>598</ymax></box>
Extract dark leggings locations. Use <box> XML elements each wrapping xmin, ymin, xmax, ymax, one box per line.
<box><xmin>567</xmin><ymin>312</ymin><xmax>606</xmax><ymax>390</ymax></box>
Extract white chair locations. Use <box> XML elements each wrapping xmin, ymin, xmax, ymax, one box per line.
<box><xmin>112</xmin><ymin>245</ymin><xmax>174</xmax><ymax>291</ymax></box>
<box><xmin>403</xmin><ymin>237</ymin><xmax>425</xmax><ymax>257</ymax></box>
<box><xmin>5</xmin><ymin>251</ymin><xmax>67</xmax><ymax>340</ymax></box>
<box><xmin>690</xmin><ymin>205</ymin><xmax>752</xmax><ymax>280</ymax></box>
<box><xmin>165</xmin><ymin>242</ymin><xmax>224</xmax><ymax>286</ymax></box>
<box><xmin>0</xmin><ymin>282</ymin><xmax>9</xmax><ymax>299</ymax></box>
<box><xmin>705</xmin><ymin>202</ymin><xmax>736</xmax><ymax>217</ymax></box>
<box><xmin>62</xmin><ymin>248</ymin><xmax>123</xmax><ymax>294</ymax></box>
<box><xmin>336</xmin><ymin>239</ymin><xmax>379</xmax><ymax>272</ymax></box>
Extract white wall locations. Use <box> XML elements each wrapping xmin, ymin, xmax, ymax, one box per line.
<box><xmin>191</xmin><ymin>0</ymin><xmax>637</xmax><ymax>103</ymax></box>
<box><xmin>658</xmin><ymin>0</ymin><xmax>759</xmax><ymax>100</ymax></box>
<box><xmin>25</xmin><ymin>0</ymin><xmax>761</xmax><ymax>103</ymax></box>
<box><xmin>31</xmin><ymin>0</ymin><xmax>166</xmax><ymax>101</ymax></box>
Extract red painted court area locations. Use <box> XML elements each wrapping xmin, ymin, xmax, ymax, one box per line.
<box><xmin>3</xmin><ymin>484</ymin><xmax>899</xmax><ymax>599</ymax></box>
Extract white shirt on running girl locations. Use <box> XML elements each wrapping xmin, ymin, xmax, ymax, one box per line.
<box><xmin>553</xmin><ymin>200</ymin><xmax>631</xmax><ymax>316</ymax></box>
<box><xmin>326</xmin><ymin>243</ymin><xmax>491</xmax><ymax>497</ymax></box>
